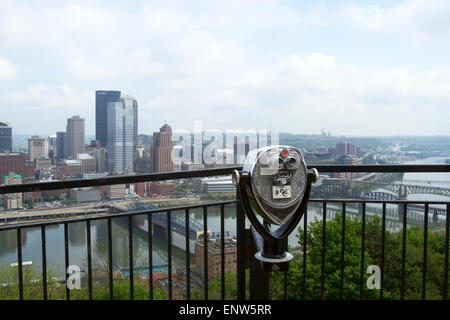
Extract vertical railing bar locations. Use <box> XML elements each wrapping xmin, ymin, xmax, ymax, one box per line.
<box><xmin>302</xmin><ymin>202</ymin><xmax>308</xmax><ymax>300</ymax></box>
<box><xmin>321</xmin><ymin>202</ymin><xmax>327</xmax><ymax>300</ymax></box>
<box><xmin>284</xmin><ymin>270</ymin><xmax>288</xmax><ymax>300</ymax></box>
<box><xmin>422</xmin><ymin>203</ymin><xmax>429</xmax><ymax>300</ymax></box>
<box><xmin>167</xmin><ymin>210</ymin><xmax>172</xmax><ymax>300</ymax></box>
<box><xmin>203</xmin><ymin>206</ymin><xmax>208</xmax><ymax>300</ymax></box>
<box><xmin>41</xmin><ymin>225</ymin><xmax>47</xmax><ymax>300</ymax></box>
<box><xmin>86</xmin><ymin>220</ymin><xmax>93</xmax><ymax>300</ymax></box>
<box><xmin>107</xmin><ymin>217</ymin><xmax>113</xmax><ymax>300</ymax></box>
<box><xmin>148</xmin><ymin>213</ymin><xmax>153</xmax><ymax>300</ymax></box>
<box><xmin>236</xmin><ymin>189</ymin><xmax>246</xmax><ymax>300</ymax></box>
<box><xmin>443</xmin><ymin>203</ymin><xmax>449</xmax><ymax>300</ymax></box>
<box><xmin>185</xmin><ymin>208</ymin><xmax>191</xmax><ymax>301</ymax></box>
<box><xmin>401</xmin><ymin>203</ymin><xmax>407</xmax><ymax>300</ymax></box>
<box><xmin>128</xmin><ymin>215</ymin><xmax>134</xmax><ymax>300</ymax></box>
<box><xmin>380</xmin><ymin>202</ymin><xmax>386</xmax><ymax>300</ymax></box>
<box><xmin>340</xmin><ymin>202</ymin><xmax>346</xmax><ymax>300</ymax></box>
<box><xmin>359</xmin><ymin>202</ymin><xmax>366</xmax><ymax>300</ymax></box>
<box><xmin>64</xmin><ymin>222</ymin><xmax>70</xmax><ymax>300</ymax></box>
<box><xmin>220</xmin><ymin>204</ymin><xmax>225</xmax><ymax>300</ymax></box>
<box><xmin>17</xmin><ymin>228</ymin><xmax>23</xmax><ymax>300</ymax></box>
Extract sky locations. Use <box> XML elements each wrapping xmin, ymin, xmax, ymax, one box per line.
<box><xmin>0</xmin><ymin>0</ymin><xmax>449</xmax><ymax>137</ymax></box>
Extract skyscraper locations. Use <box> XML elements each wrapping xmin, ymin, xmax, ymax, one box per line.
<box><xmin>121</xmin><ymin>94</ymin><xmax>138</xmax><ymax>155</ymax></box>
<box><xmin>66</xmin><ymin>115</ymin><xmax>85</xmax><ymax>159</ymax></box>
<box><xmin>0</xmin><ymin>122</ymin><xmax>12</xmax><ymax>153</ymax></box>
<box><xmin>28</xmin><ymin>135</ymin><xmax>47</xmax><ymax>161</ymax></box>
<box><xmin>56</xmin><ymin>131</ymin><xmax>66</xmax><ymax>162</ymax></box>
<box><xmin>107</xmin><ymin>101</ymin><xmax>135</xmax><ymax>173</ymax></box>
<box><xmin>151</xmin><ymin>123</ymin><xmax>173</xmax><ymax>173</ymax></box>
<box><xmin>96</xmin><ymin>90</ymin><xmax>121</xmax><ymax>147</ymax></box>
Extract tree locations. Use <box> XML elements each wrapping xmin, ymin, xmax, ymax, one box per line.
<box><xmin>26</xmin><ymin>198</ymin><xmax>34</xmax><ymax>209</ymax></box>
<box><xmin>0</xmin><ymin>262</ymin><xmax>65</xmax><ymax>300</ymax></box>
<box><xmin>270</xmin><ymin>213</ymin><xmax>379</xmax><ymax>300</ymax></box>
<box><xmin>270</xmin><ymin>214</ymin><xmax>449</xmax><ymax>300</ymax></box>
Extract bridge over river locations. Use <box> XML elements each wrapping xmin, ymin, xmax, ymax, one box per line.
<box><xmin>312</xmin><ymin>202</ymin><xmax>438</xmax><ymax>232</ymax></box>
<box><xmin>313</xmin><ymin>177</ymin><xmax>450</xmax><ymax>201</ymax></box>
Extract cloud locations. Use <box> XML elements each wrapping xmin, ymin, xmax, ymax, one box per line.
<box><xmin>0</xmin><ymin>57</ymin><xmax>17</xmax><ymax>80</ymax></box>
<box><xmin>0</xmin><ymin>0</ymin><xmax>449</xmax><ymax>136</ymax></box>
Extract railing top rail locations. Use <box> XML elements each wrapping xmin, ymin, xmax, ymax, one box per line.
<box><xmin>309</xmin><ymin>198</ymin><xmax>450</xmax><ymax>204</ymax></box>
<box><xmin>0</xmin><ymin>200</ymin><xmax>236</xmax><ymax>231</ymax></box>
<box><xmin>0</xmin><ymin>166</ymin><xmax>243</xmax><ymax>195</ymax></box>
<box><xmin>0</xmin><ymin>164</ymin><xmax>449</xmax><ymax>195</ymax></box>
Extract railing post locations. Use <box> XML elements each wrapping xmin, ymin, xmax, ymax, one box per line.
<box><xmin>249</xmin><ymin>230</ymin><xmax>270</xmax><ymax>300</ymax></box>
<box><xmin>236</xmin><ymin>188</ymin><xmax>247</xmax><ymax>300</ymax></box>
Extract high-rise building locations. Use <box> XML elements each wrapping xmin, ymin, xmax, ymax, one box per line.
<box><xmin>66</xmin><ymin>115</ymin><xmax>85</xmax><ymax>159</ymax></box>
<box><xmin>107</xmin><ymin>101</ymin><xmax>135</xmax><ymax>173</ymax></box>
<box><xmin>96</xmin><ymin>90</ymin><xmax>121</xmax><ymax>147</ymax></box>
<box><xmin>335</xmin><ymin>141</ymin><xmax>360</xmax><ymax>156</ymax></box>
<box><xmin>48</xmin><ymin>135</ymin><xmax>57</xmax><ymax>165</ymax></box>
<box><xmin>28</xmin><ymin>135</ymin><xmax>47</xmax><ymax>161</ymax></box>
<box><xmin>151</xmin><ymin>123</ymin><xmax>173</xmax><ymax>173</ymax></box>
<box><xmin>121</xmin><ymin>95</ymin><xmax>138</xmax><ymax>151</ymax></box>
<box><xmin>0</xmin><ymin>122</ymin><xmax>12</xmax><ymax>153</ymax></box>
<box><xmin>335</xmin><ymin>142</ymin><xmax>348</xmax><ymax>156</ymax></box>
<box><xmin>56</xmin><ymin>131</ymin><xmax>66</xmax><ymax>162</ymax></box>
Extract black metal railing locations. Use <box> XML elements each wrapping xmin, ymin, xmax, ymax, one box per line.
<box><xmin>0</xmin><ymin>164</ymin><xmax>449</xmax><ymax>300</ymax></box>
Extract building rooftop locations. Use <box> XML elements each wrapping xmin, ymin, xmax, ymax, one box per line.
<box><xmin>118</xmin><ymin>263</ymin><xmax>176</xmax><ymax>278</ymax></box>
<box><xmin>77</xmin><ymin>153</ymin><xmax>94</xmax><ymax>160</ymax></box>
<box><xmin>4</xmin><ymin>174</ymin><xmax>22</xmax><ymax>178</ymax></box>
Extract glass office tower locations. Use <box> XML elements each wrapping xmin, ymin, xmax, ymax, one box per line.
<box><xmin>0</xmin><ymin>122</ymin><xmax>12</xmax><ymax>153</ymax></box>
<box><xmin>107</xmin><ymin>101</ymin><xmax>134</xmax><ymax>173</ymax></box>
<box><xmin>95</xmin><ymin>90</ymin><xmax>121</xmax><ymax>147</ymax></box>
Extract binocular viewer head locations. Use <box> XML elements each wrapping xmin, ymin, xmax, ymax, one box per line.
<box><xmin>233</xmin><ymin>145</ymin><xmax>312</xmax><ymax>226</ymax></box>
<box><xmin>233</xmin><ymin>145</ymin><xmax>318</xmax><ymax>264</ymax></box>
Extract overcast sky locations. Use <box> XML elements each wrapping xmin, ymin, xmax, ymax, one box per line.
<box><xmin>0</xmin><ymin>0</ymin><xmax>449</xmax><ymax>137</ymax></box>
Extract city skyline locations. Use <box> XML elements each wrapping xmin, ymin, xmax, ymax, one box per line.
<box><xmin>1</xmin><ymin>1</ymin><xmax>450</xmax><ymax>136</ymax></box>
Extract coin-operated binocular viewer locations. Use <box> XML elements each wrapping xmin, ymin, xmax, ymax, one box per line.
<box><xmin>233</xmin><ymin>146</ymin><xmax>318</xmax><ymax>272</ymax></box>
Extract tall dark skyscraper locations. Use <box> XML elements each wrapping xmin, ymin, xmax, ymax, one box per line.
<box><xmin>56</xmin><ymin>131</ymin><xmax>65</xmax><ymax>162</ymax></box>
<box><xmin>96</xmin><ymin>90</ymin><xmax>121</xmax><ymax>147</ymax></box>
<box><xmin>0</xmin><ymin>122</ymin><xmax>12</xmax><ymax>153</ymax></box>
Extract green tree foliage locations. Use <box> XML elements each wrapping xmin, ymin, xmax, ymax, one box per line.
<box><xmin>175</xmin><ymin>183</ymin><xmax>194</xmax><ymax>194</ymax></box>
<box><xmin>270</xmin><ymin>214</ymin><xmax>450</xmax><ymax>300</ymax></box>
<box><xmin>0</xmin><ymin>262</ymin><xmax>64</xmax><ymax>300</ymax></box>
<box><xmin>190</xmin><ymin>272</ymin><xmax>244</xmax><ymax>300</ymax></box>
<box><xmin>271</xmin><ymin>213</ymin><xmax>378</xmax><ymax>300</ymax></box>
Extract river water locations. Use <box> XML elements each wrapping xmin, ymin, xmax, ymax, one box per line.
<box><xmin>0</xmin><ymin>157</ymin><xmax>449</xmax><ymax>278</ymax></box>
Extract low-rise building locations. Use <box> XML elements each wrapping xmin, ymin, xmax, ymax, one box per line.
<box><xmin>195</xmin><ymin>232</ymin><xmax>237</xmax><ymax>279</ymax></box>
<box><xmin>35</xmin><ymin>158</ymin><xmax>52</xmax><ymax>171</ymax></box>
<box><xmin>106</xmin><ymin>184</ymin><xmax>126</xmax><ymax>200</ymax></box>
<box><xmin>77</xmin><ymin>153</ymin><xmax>97</xmax><ymax>173</ymax></box>
<box><xmin>3</xmin><ymin>172</ymin><xmax>23</xmax><ymax>209</ymax></box>
<box><xmin>70</xmin><ymin>187</ymin><xmax>101</xmax><ymax>203</ymax></box>
<box><xmin>194</xmin><ymin>176</ymin><xmax>235</xmax><ymax>193</ymax></box>
<box><xmin>149</xmin><ymin>182</ymin><xmax>175</xmax><ymax>195</ymax></box>
<box><xmin>57</xmin><ymin>159</ymin><xmax>83</xmax><ymax>179</ymax></box>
